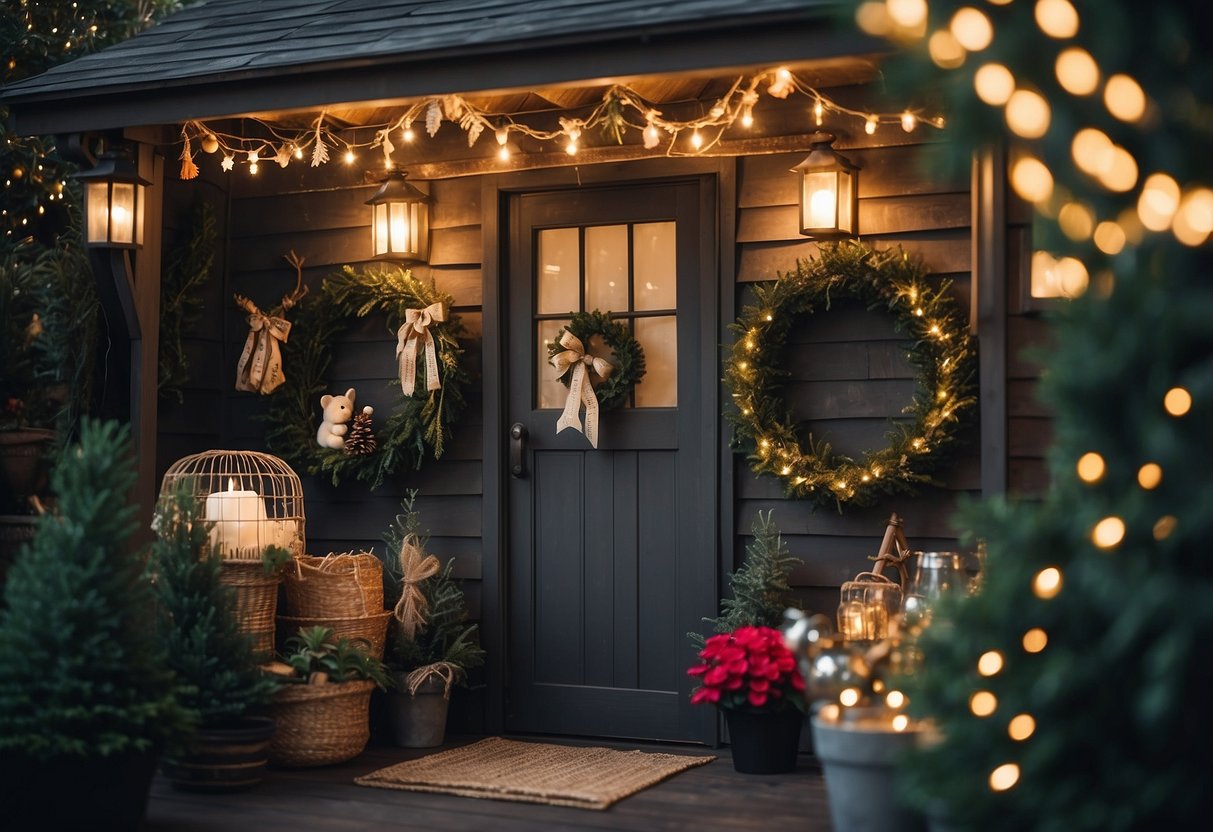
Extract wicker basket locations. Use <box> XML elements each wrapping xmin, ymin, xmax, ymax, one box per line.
<box><xmin>276</xmin><ymin>610</ymin><xmax>393</xmax><ymax>661</ymax></box>
<box><xmin>268</xmin><ymin>679</ymin><xmax>376</xmax><ymax>767</ymax></box>
<box><xmin>219</xmin><ymin>560</ymin><xmax>280</xmax><ymax>661</ymax></box>
<box><xmin>282</xmin><ymin>552</ymin><xmax>383</xmax><ymax>618</ymax></box>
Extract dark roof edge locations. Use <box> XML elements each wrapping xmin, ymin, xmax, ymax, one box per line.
<box><xmin>5</xmin><ymin>12</ymin><xmax>879</xmax><ymax>135</ymax></box>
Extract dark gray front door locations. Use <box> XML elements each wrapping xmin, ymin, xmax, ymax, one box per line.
<box><xmin>505</xmin><ymin>179</ymin><xmax>716</xmax><ymax>743</ymax></box>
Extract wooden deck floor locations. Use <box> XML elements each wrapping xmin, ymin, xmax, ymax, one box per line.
<box><xmin>143</xmin><ymin>735</ymin><xmax>835</xmax><ymax>831</ymax></box>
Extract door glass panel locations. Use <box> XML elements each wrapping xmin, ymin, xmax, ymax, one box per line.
<box><xmin>537</xmin><ymin>228</ymin><xmax>580</xmax><ymax>314</ymax></box>
<box><xmin>585</xmin><ymin>224</ymin><xmax>629</xmax><ymax>313</ymax></box>
<box><xmin>537</xmin><ymin>318</ymin><xmax>572</xmax><ymax>408</ymax></box>
<box><xmin>633</xmin><ymin>222</ymin><xmax>676</xmax><ymax>311</ymax></box>
<box><xmin>633</xmin><ymin>316</ymin><xmax>677</xmax><ymax>407</ymax></box>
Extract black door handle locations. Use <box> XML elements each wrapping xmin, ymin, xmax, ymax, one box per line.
<box><xmin>510</xmin><ymin>422</ymin><xmax>528</xmax><ymax>478</ymax></box>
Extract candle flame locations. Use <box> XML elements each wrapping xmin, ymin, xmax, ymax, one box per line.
<box><xmin>227</xmin><ymin>478</ymin><xmax>236</xmax><ymax>492</ymax></box>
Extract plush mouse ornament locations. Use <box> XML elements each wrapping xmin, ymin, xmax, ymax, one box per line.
<box><xmin>316</xmin><ymin>387</ymin><xmax>357</xmax><ymax>450</ymax></box>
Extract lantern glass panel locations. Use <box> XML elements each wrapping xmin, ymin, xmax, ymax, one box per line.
<box><xmin>109</xmin><ymin>182</ymin><xmax>136</xmax><ymax>245</ymax></box>
<box><xmin>86</xmin><ymin>182</ymin><xmax>109</xmax><ymax>244</ymax></box>
<box><xmin>804</xmin><ymin>170</ymin><xmax>839</xmax><ymax>230</ymax></box>
<box><xmin>135</xmin><ymin>185</ymin><xmax>145</xmax><ymax>246</ymax></box>
<box><xmin>837</xmin><ymin>170</ymin><xmax>855</xmax><ymax>234</ymax></box>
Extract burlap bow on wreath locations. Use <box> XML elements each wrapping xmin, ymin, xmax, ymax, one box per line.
<box><xmin>550</xmin><ymin>330</ymin><xmax>614</xmax><ymax>448</ymax></box>
<box><xmin>392</xmin><ymin>532</ymin><xmax>440</xmax><ymax>641</ymax></box>
<box><xmin>396</xmin><ymin>302</ymin><xmax>446</xmax><ymax>396</ymax></box>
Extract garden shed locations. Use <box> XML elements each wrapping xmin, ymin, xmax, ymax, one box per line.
<box><xmin>1</xmin><ymin>0</ymin><xmax>1051</xmax><ymax>745</ymax></box>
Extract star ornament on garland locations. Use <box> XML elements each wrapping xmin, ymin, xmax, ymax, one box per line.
<box><xmin>220</xmin><ymin>154</ymin><xmax>234</xmax><ymax>172</ymax></box>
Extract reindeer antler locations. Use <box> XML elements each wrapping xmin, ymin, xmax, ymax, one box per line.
<box><xmin>281</xmin><ymin>250</ymin><xmax>310</xmax><ymax>311</ymax></box>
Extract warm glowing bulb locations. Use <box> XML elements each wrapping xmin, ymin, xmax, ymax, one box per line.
<box><xmin>1022</xmin><ymin>628</ymin><xmax>1048</xmax><ymax>653</ymax></box>
<box><xmin>1005</xmin><ymin>89</ymin><xmax>1051</xmax><ymax>139</ymax></box>
<box><xmin>989</xmin><ymin>763</ymin><xmax>1021</xmax><ymax>792</ymax></box>
<box><xmin>1105</xmin><ymin>74</ymin><xmax>1146</xmax><ymax>122</ymax></box>
<box><xmin>1179</xmin><ymin>188</ymin><xmax>1213</xmax><ymax>234</ymax></box>
<box><xmin>887</xmin><ymin>0</ymin><xmax>928</xmax><ymax>29</ymax></box>
<box><xmin>403</xmin><ymin>126</ymin><xmax>415</xmax><ymax>142</ymax></box>
<box><xmin>865</xmin><ymin>116</ymin><xmax>878</xmax><ymax>135</ymax></box>
<box><xmin>892</xmin><ymin>714</ymin><xmax>910</xmax><ymax>732</ymax></box>
<box><xmin>1137</xmin><ymin>463</ymin><xmax>1162</xmax><ymax>490</ymax></box>
<box><xmin>950</xmin><ymin>7</ymin><xmax>993</xmax><ymax>51</ymax></box>
<box><xmin>1138</xmin><ymin>173</ymin><xmax>1181</xmax><ymax>231</ymax></box>
<box><xmin>969</xmin><ymin>691</ymin><xmax>998</xmax><ymax>717</ymax></box>
<box><xmin>344</xmin><ymin>149</ymin><xmax>356</xmax><ymax>164</ymax></box>
<box><xmin>498</xmin><ymin>146</ymin><xmax>510</xmax><ymax>161</ymax></box>
<box><xmin>813</xmin><ymin>99</ymin><xmax>824</xmax><ymax>126</ymax></box>
<box><xmin>1164</xmin><ymin>387</ymin><xmax>1192</xmax><ymax>416</ymax></box>
<box><xmin>293</xmin><ymin>145</ymin><xmax>304</xmax><ymax>160</ymax></box>
<box><xmin>901</xmin><ymin>112</ymin><xmax>918</xmax><ymax>132</ymax></box>
<box><xmin>1058</xmin><ymin>202</ymin><xmax>1094</xmax><ymax>240</ymax></box>
<box><xmin>1099</xmin><ymin>146</ymin><xmax>1139</xmax><ymax>193</ymax></box>
<box><xmin>929</xmin><ymin>30</ymin><xmax>966</xmax><ymax>69</ymax></box>
<box><xmin>977</xmin><ymin>651</ymin><xmax>1004</xmax><ymax>676</ymax></box>
<box><xmin>565</xmin><ymin>139</ymin><xmax>578</xmax><ymax>156</ymax></box>
<box><xmin>1033</xmin><ymin>567</ymin><xmax>1063</xmax><ymax>599</ymax></box>
<box><xmin>1011</xmin><ymin>156</ymin><xmax>1054</xmax><ymax>203</ymax></box>
<box><xmin>1093</xmin><ymin>221</ymin><xmax>1126</xmax><ymax>254</ymax></box>
<box><xmin>839</xmin><ymin>687</ymin><xmax>860</xmax><ymax>707</ymax></box>
<box><xmin>690</xmin><ymin>130</ymin><xmax>703</xmax><ymax>150</ymax></box>
<box><xmin>1055</xmin><ymin>47</ymin><xmax>1099</xmax><ymax>95</ymax></box>
<box><xmin>1092</xmin><ymin>516</ymin><xmax>1126</xmax><ymax>548</ymax></box>
<box><xmin>974</xmin><ymin>63</ymin><xmax>1015</xmax><ymax>105</ymax></box>
<box><xmin>1154</xmin><ymin>515</ymin><xmax>1178</xmax><ymax>540</ymax></box>
<box><xmin>886</xmin><ymin>690</ymin><xmax>906</xmax><ymax>709</ymax></box>
<box><xmin>1035</xmin><ymin>0</ymin><xmax>1079</xmax><ymax>38</ymax></box>
<box><xmin>855</xmin><ymin>2</ymin><xmax>892</xmax><ymax>36</ymax></box>
<box><xmin>1076</xmin><ymin>452</ymin><xmax>1105</xmax><ymax>483</ymax></box>
<box><xmin>1008</xmin><ymin>714</ymin><xmax>1036</xmax><ymax>741</ymax></box>
<box><xmin>820</xmin><ymin>703</ymin><xmax>841</xmax><ymax>721</ymax></box>
<box><xmin>741</xmin><ymin>111</ymin><xmax>754</xmax><ymax>128</ymax></box>
<box><xmin>1072</xmin><ymin>128</ymin><xmax>1114</xmax><ymax>176</ymax></box>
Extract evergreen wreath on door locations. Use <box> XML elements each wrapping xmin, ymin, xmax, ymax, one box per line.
<box><xmin>723</xmin><ymin>241</ymin><xmax>977</xmax><ymax>510</ymax></box>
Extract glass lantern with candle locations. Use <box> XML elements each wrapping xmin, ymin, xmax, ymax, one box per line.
<box><xmin>837</xmin><ymin>572</ymin><xmax>902</xmax><ymax>642</ymax></box>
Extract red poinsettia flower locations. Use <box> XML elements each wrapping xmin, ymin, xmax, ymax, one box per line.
<box><xmin>687</xmin><ymin>625</ymin><xmax>807</xmax><ymax>714</ymax></box>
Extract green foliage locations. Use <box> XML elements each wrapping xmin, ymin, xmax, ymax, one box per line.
<box><xmin>151</xmin><ymin>480</ymin><xmax>277</xmax><ymax>727</ymax></box>
<box><xmin>0</xmin><ymin>419</ymin><xmax>192</xmax><ymax>759</ymax></box>
<box><xmin>693</xmin><ymin>510</ymin><xmax>801</xmax><ymax>646</ymax></box>
<box><xmin>158</xmin><ymin>199</ymin><xmax>216</xmax><ymax>403</ymax></box>
<box><xmin>861</xmin><ymin>2</ymin><xmax>1213</xmax><ymax>830</ymax></box>
<box><xmin>724</xmin><ymin>240</ymin><xmax>977</xmax><ymax>509</ymax></box>
<box><xmin>377</xmin><ymin>491</ymin><xmax>486</xmax><ymax>676</ymax></box>
<box><xmin>279</xmin><ymin>626</ymin><xmax>391</xmax><ymax>689</ymax></box>
<box><xmin>263</xmin><ymin>265</ymin><xmax>469</xmax><ymax>487</ymax></box>
<box><xmin>260</xmin><ymin>544</ymin><xmax>292</xmax><ymax>575</ymax></box>
<box><xmin>547</xmin><ymin>309</ymin><xmax>646</xmax><ymax>410</ymax></box>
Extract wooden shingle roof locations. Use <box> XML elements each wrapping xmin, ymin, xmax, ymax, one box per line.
<box><xmin>2</xmin><ymin>0</ymin><xmax>866</xmax><ymax>135</ymax></box>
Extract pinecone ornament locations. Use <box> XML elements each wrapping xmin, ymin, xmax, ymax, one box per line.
<box><xmin>343</xmin><ymin>405</ymin><xmax>377</xmax><ymax>456</ymax></box>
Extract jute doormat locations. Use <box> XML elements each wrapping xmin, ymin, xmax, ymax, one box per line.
<box><xmin>354</xmin><ymin>737</ymin><xmax>716</xmax><ymax>810</ymax></box>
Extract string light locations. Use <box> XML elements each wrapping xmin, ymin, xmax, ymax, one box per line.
<box><xmin>865</xmin><ymin>115</ymin><xmax>878</xmax><ymax>134</ymax></box>
<box><xmin>1008</xmin><ymin>714</ymin><xmax>1036</xmax><ymax>741</ymax></box>
<box><xmin>1163</xmin><ymin>386</ymin><xmax>1192</xmax><ymax>416</ymax></box>
<box><xmin>892</xmin><ymin>714</ymin><xmax>910</xmax><ymax>731</ymax></box>
<box><xmin>1092</xmin><ymin>516</ymin><xmax>1126</xmax><ymax>549</ymax></box>
<box><xmin>1022</xmin><ymin>628</ymin><xmax>1048</xmax><ymax>653</ymax></box>
<box><xmin>1137</xmin><ymin>463</ymin><xmax>1162</xmax><ymax>490</ymax></box>
<box><xmin>977</xmin><ymin>651</ymin><xmax>1004</xmax><ymax>676</ymax></box>
<box><xmin>1035</xmin><ymin>0</ymin><xmax>1080</xmax><ymax>39</ymax></box>
<box><xmin>1137</xmin><ymin>173</ymin><xmax>1181</xmax><ymax>231</ymax></box>
<box><xmin>1055</xmin><ymin>48</ymin><xmax>1099</xmax><ymax>95</ymax></box>
<box><xmin>950</xmin><ymin>7</ymin><xmax>994</xmax><ymax>51</ymax></box>
<box><xmin>1075</xmin><ymin>451</ymin><xmax>1105</xmax><ymax>483</ymax></box>
<box><xmin>1105</xmin><ymin>74</ymin><xmax>1147</xmax><ymax>123</ymax></box>
<box><xmin>1153</xmin><ymin>515</ymin><xmax>1177</xmax><ymax>540</ymax></box>
<box><xmin>1005</xmin><ymin>89</ymin><xmax>1051</xmax><ymax>139</ymax></box>
<box><xmin>1033</xmin><ymin>566</ymin><xmax>1063</xmax><ymax>599</ymax></box>
<box><xmin>969</xmin><ymin>690</ymin><xmax>998</xmax><ymax>717</ymax></box>
<box><xmin>989</xmin><ymin>763</ymin><xmax>1021</xmax><ymax>792</ymax></box>
<box><xmin>974</xmin><ymin>63</ymin><xmax>1015</xmax><ymax>105</ymax></box>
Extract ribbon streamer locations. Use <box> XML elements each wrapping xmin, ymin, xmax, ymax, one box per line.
<box><xmin>234</xmin><ymin>307</ymin><xmax>292</xmax><ymax>394</ymax></box>
<box><xmin>549</xmin><ymin>331</ymin><xmax>614</xmax><ymax>448</ymax></box>
<box><xmin>396</xmin><ymin>302</ymin><xmax>446</xmax><ymax>396</ymax></box>
<box><xmin>392</xmin><ymin>533</ymin><xmax>441</xmax><ymax>642</ymax></box>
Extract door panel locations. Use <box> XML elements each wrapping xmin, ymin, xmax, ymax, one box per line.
<box><xmin>505</xmin><ymin>179</ymin><xmax>716</xmax><ymax>743</ymax></box>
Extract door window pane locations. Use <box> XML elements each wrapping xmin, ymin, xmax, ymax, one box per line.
<box><xmin>585</xmin><ymin>224</ymin><xmax>629</xmax><ymax>313</ymax></box>
<box><xmin>537</xmin><ymin>228</ymin><xmax>580</xmax><ymax>314</ymax></box>
<box><xmin>537</xmin><ymin>319</ymin><xmax>572</xmax><ymax>409</ymax></box>
<box><xmin>633</xmin><ymin>316</ymin><xmax>677</xmax><ymax>407</ymax></box>
<box><xmin>633</xmin><ymin>222</ymin><xmax>676</xmax><ymax>311</ymax></box>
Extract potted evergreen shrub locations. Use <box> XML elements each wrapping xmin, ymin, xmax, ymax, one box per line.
<box><xmin>151</xmin><ymin>480</ymin><xmax>281</xmax><ymax>791</ymax></box>
<box><xmin>377</xmin><ymin>492</ymin><xmax>485</xmax><ymax>747</ymax></box>
<box><xmin>0</xmin><ymin>419</ymin><xmax>191</xmax><ymax>827</ymax></box>
<box><xmin>267</xmin><ymin>626</ymin><xmax>391</xmax><ymax>767</ymax></box>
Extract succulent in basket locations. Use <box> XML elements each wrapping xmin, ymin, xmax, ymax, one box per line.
<box><xmin>277</xmin><ymin>626</ymin><xmax>392</xmax><ymax>688</ymax></box>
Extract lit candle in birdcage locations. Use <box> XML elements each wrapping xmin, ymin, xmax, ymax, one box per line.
<box><xmin>837</xmin><ymin>573</ymin><xmax>902</xmax><ymax>641</ymax></box>
<box><xmin>204</xmin><ymin>478</ymin><xmax>269</xmax><ymax>558</ymax></box>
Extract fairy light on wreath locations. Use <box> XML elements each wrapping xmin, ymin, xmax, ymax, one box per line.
<box><xmin>172</xmin><ymin>67</ymin><xmax>945</xmax><ymax>180</ymax></box>
<box><xmin>723</xmin><ymin>241</ymin><xmax>976</xmax><ymax>510</ymax></box>
<box><xmin>262</xmin><ymin>264</ymin><xmax>469</xmax><ymax>488</ymax></box>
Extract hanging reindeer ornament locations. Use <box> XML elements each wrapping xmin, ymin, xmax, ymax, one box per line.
<box><xmin>233</xmin><ymin>250</ymin><xmax>310</xmax><ymax>395</ymax></box>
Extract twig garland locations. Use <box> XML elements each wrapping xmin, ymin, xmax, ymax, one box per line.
<box><xmin>262</xmin><ymin>265</ymin><xmax>468</xmax><ymax>488</ymax></box>
<box><xmin>723</xmin><ymin>241</ymin><xmax>977</xmax><ymax>510</ymax></box>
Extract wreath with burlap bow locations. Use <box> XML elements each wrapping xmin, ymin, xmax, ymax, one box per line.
<box><xmin>263</xmin><ymin>265</ymin><xmax>468</xmax><ymax>487</ymax></box>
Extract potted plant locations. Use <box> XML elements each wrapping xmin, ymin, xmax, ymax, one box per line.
<box><xmin>689</xmin><ymin>624</ymin><xmax>808</xmax><ymax>773</ymax></box>
<box><xmin>151</xmin><ymin>480</ymin><xmax>281</xmax><ymax>791</ymax></box>
<box><xmin>377</xmin><ymin>491</ymin><xmax>485</xmax><ymax>748</ymax></box>
<box><xmin>0</xmin><ymin>419</ymin><xmax>192</xmax><ymax>827</ymax></box>
<box><xmin>267</xmin><ymin>626</ymin><xmax>391</xmax><ymax>767</ymax></box>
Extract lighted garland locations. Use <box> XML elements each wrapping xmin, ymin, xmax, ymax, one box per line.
<box><xmin>724</xmin><ymin>241</ymin><xmax>976</xmax><ymax>509</ymax></box>
<box><xmin>547</xmin><ymin>310</ymin><xmax>646</xmax><ymax>409</ymax></box>
<box><xmin>263</xmin><ymin>265</ymin><xmax>468</xmax><ymax>488</ymax></box>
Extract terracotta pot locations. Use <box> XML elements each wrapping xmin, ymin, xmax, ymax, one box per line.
<box><xmin>724</xmin><ymin>707</ymin><xmax>804</xmax><ymax>774</ymax></box>
<box><xmin>160</xmin><ymin>716</ymin><xmax>277</xmax><ymax>792</ymax></box>
<box><xmin>388</xmin><ymin>673</ymin><xmax>450</xmax><ymax>748</ymax></box>
<box><xmin>0</xmin><ymin>747</ymin><xmax>157</xmax><ymax>828</ymax></box>
<box><xmin>0</xmin><ymin>428</ymin><xmax>54</xmax><ymax>506</ymax></box>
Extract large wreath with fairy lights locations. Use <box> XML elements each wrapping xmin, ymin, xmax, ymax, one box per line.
<box><xmin>724</xmin><ymin>241</ymin><xmax>976</xmax><ymax>509</ymax></box>
<box><xmin>263</xmin><ymin>265</ymin><xmax>468</xmax><ymax>488</ymax></box>
<box><xmin>547</xmin><ymin>309</ymin><xmax>646</xmax><ymax>409</ymax></box>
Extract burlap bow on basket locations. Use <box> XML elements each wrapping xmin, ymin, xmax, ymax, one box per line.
<box><xmin>234</xmin><ymin>298</ymin><xmax>292</xmax><ymax>394</ymax></box>
<box><xmin>396</xmin><ymin>303</ymin><xmax>446</xmax><ymax>396</ymax></box>
<box><xmin>549</xmin><ymin>331</ymin><xmax>613</xmax><ymax>448</ymax></box>
<box><xmin>392</xmin><ymin>533</ymin><xmax>440</xmax><ymax>641</ymax></box>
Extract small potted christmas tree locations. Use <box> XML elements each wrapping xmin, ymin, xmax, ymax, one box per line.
<box><xmin>151</xmin><ymin>479</ymin><xmax>280</xmax><ymax>791</ymax></box>
<box><xmin>0</xmin><ymin>419</ymin><xmax>191</xmax><ymax>826</ymax></box>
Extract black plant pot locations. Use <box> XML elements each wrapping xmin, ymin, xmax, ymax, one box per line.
<box><xmin>0</xmin><ymin>747</ymin><xmax>158</xmax><ymax>828</ymax></box>
<box><xmin>160</xmin><ymin>716</ymin><xmax>277</xmax><ymax>792</ymax></box>
<box><xmin>725</xmin><ymin>707</ymin><xmax>805</xmax><ymax>774</ymax></box>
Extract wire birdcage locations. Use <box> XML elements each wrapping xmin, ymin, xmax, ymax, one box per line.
<box><xmin>159</xmin><ymin>449</ymin><xmax>306</xmax><ymax>561</ymax></box>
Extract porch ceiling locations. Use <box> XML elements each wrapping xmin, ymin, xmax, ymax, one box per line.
<box><xmin>0</xmin><ymin>0</ymin><xmax>881</xmax><ymax>136</ymax></box>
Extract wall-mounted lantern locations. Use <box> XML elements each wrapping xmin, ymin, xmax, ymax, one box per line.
<box><xmin>366</xmin><ymin>171</ymin><xmax>430</xmax><ymax>262</ymax></box>
<box><xmin>75</xmin><ymin>150</ymin><xmax>149</xmax><ymax>248</ymax></box>
<box><xmin>791</xmin><ymin>132</ymin><xmax>859</xmax><ymax>238</ymax></box>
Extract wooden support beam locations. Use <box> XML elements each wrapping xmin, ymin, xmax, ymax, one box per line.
<box><xmin>132</xmin><ymin>146</ymin><xmax>164</xmax><ymax>532</ymax></box>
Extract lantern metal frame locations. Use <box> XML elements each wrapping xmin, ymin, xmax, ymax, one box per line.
<box><xmin>366</xmin><ymin>170</ymin><xmax>431</xmax><ymax>262</ymax></box>
<box><xmin>790</xmin><ymin>132</ymin><xmax>859</xmax><ymax>238</ymax></box>
<box><xmin>75</xmin><ymin>149</ymin><xmax>150</xmax><ymax>249</ymax></box>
